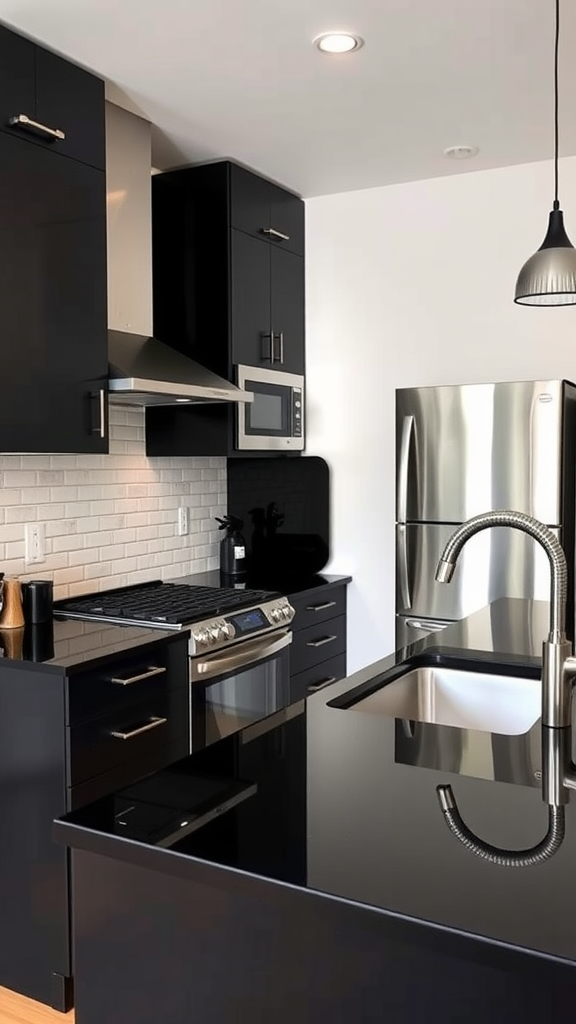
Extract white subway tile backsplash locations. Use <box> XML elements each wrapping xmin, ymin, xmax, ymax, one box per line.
<box><xmin>0</xmin><ymin>407</ymin><xmax>226</xmax><ymax>597</ymax></box>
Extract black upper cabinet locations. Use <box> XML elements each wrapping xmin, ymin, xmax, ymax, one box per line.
<box><xmin>0</xmin><ymin>133</ymin><xmax>108</xmax><ymax>453</ymax></box>
<box><xmin>0</xmin><ymin>25</ymin><xmax>105</xmax><ymax>171</ymax></box>
<box><xmin>230</xmin><ymin>164</ymin><xmax>304</xmax><ymax>256</ymax></box>
<box><xmin>147</xmin><ymin>160</ymin><xmax>305</xmax><ymax>456</ymax></box>
<box><xmin>270</xmin><ymin>246</ymin><xmax>305</xmax><ymax>375</ymax></box>
<box><xmin>230</xmin><ymin>231</ymin><xmax>305</xmax><ymax>374</ymax></box>
<box><xmin>0</xmin><ymin>25</ymin><xmax>36</xmax><ymax>125</ymax></box>
<box><xmin>0</xmin><ymin>24</ymin><xmax>108</xmax><ymax>454</ymax></box>
<box><xmin>35</xmin><ymin>48</ymin><xmax>105</xmax><ymax>170</ymax></box>
<box><xmin>231</xmin><ymin>230</ymin><xmax>272</xmax><ymax>368</ymax></box>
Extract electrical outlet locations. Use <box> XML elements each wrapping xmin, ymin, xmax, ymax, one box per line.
<box><xmin>25</xmin><ymin>522</ymin><xmax>45</xmax><ymax>565</ymax></box>
<box><xmin>177</xmin><ymin>507</ymin><xmax>190</xmax><ymax>536</ymax></box>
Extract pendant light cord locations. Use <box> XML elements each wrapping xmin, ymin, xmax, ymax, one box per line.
<box><xmin>554</xmin><ymin>0</ymin><xmax>560</xmax><ymax>209</ymax></box>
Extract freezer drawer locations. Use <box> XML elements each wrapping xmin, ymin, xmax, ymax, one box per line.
<box><xmin>395</xmin><ymin>615</ymin><xmax>452</xmax><ymax>651</ymax></box>
<box><xmin>396</xmin><ymin>381</ymin><xmax>567</xmax><ymax>525</ymax></box>
<box><xmin>396</xmin><ymin>522</ymin><xmax>560</xmax><ymax>620</ymax></box>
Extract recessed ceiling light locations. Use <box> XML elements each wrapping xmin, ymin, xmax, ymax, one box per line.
<box><xmin>314</xmin><ymin>32</ymin><xmax>364</xmax><ymax>54</ymax></box>
<box><xmin>444</xmin><ymin>145</ymin><xmax>480</xmax><ymax>160</ymax></box>
<box><xmin>175</xmin><ymin>398</ymin><xmax>192</xmax><ymax>403</ymax></box>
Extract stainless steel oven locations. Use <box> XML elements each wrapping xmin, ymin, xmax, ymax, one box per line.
<box><xmin>189</xmin><ymin>628</ymin><xmax>292</xmax><ymax>750</ymax></box>
<box><xmin>236</xmin><ymin>364</ymin><xmax>304</xmax><ymax>451</ymax></box>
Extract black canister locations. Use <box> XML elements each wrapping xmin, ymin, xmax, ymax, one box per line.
<box><xmin>215</xmin><ymin>515</ymin><xmax>247</xmax><ymax>578</ymax></box>
<box><xmin>21</xmin><ymin>579</ymin><xmax>54</xmax><ymax>623</ymax></box>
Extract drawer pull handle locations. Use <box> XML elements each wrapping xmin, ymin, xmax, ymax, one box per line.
<box><xmin>110</xmin><ymin>665</ymin><xmax>167</xmax><ymax>686</ymax></box>
<box><xmin>262</xmin><ymin>227</ymin><xmax>290</xmax><ymax>241</ymax></box>
<box><xmin>9</xmin><ymin>113</ymin><xmax>66</xmax><ymax>140</ymax></box>
<box><xmin>110</xmin><ymin>716</ymin><xmax>167</xmax><ymax>740</ymax></box>
<box><xmin>306</xmin><ymin>635</ymin><xmax>337</xmax><ymax>648</ymax></box>
<box><xmin>305</xmin><ymin>601</ymin><xmax>337</xmax><ymax>612</ymax></box>
<box><xmin>307</xmin><ymin>676</ymin><xmax>337</xmax><ymax>692</ymax></box>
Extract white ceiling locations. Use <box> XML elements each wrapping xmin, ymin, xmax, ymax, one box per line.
<box><xmin>1</xmin><ymin>0</ymin><xmax>575</xmax><ymax>197</ymax></box>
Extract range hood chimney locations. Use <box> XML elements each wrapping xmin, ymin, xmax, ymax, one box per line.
<box><xmin>105</xmin><ymin>103</ymin><xmax>252</xmax><ymax>406</ymax></box>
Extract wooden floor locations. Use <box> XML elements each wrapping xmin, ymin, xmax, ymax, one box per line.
<box><xmin>0</xmin><ymin>986</ymin><xmax>74</xmax><ymax>1024</ymax></box>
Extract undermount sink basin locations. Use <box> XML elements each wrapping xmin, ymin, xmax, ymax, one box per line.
<box><xmin>342</xmin><ymin>664</ymin><xmax>541</xmax><ymax>736</ymax></box>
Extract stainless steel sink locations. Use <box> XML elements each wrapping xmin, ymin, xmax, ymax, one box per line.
<box><xmin>349</xmin><ymin>665</ymin><xmax>541</xmax><ymax>735</ymax></box>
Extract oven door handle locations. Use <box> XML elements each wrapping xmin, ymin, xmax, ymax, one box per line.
<box><xmin>191</xmin><ymin>630</ymin><xmax>292</xmax><ymax>682</ymax></box>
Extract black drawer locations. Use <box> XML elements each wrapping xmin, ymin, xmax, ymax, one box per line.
<box><xmin>290</xmin><ymin>654</ymin><xmax>347</xmax><ymax>702</ymax></box>
<box><xmin>290</xmin><ymin>614</ymin><xmax>346</xmax><ymax>675</ymax></box>
<box><xmin>67</xmin><ymin>636</ymin><xmax>189</xmax><ymax>725</ymax></box>
<box><xmin>289</xmin><ymin>586</ymin><xmax>347</xmax><ymax>633</ymax></box>
<box><xmin>68</xmin><ymin>686</ymin><xmax>189</xmax><ymax>786</ymax></box>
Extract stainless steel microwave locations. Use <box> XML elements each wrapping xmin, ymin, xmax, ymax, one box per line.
<box><xmin>236</xmin><ymin>365</ymin><xmax>304</xmax><ymax>451</ymax></box>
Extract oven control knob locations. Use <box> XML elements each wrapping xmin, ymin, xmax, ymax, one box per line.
<box><xmin>221</xmin><ymin>623</ymin><xmax>234</xmax><ymax>639</ymax></box>
<box><xmin>193</xmin><ymin>629</ymin><xmax>210</xmax><ymax>647</ymax></box>
<box><xmin>282</xmin><ymin>606</ymin><xmax>292</xmax><ymax>620</ymax></box>
<box><xmin>270</xmin><ymin>607</ymin><xmax>282</xmax><ymax>623</ymax></box>
<box><xmin>208</xmin><ymin>627</ymin><xmax>220</xmax><ymax>644</ymax></box>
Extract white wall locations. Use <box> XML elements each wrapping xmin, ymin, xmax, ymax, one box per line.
<box><xmin>0</xmin><ymin>405</ymin><xmax>225</xmax><ymax>600</ymax></box>
<box><xmin>306</xmin><ymin>156</ymin><xmax>576</xmax><ymax>673</ymax></box>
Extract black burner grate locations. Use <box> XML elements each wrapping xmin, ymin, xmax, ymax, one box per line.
<box><xmin>55</xmin><ymin>581</ymin><xmax>276</xmax><ymax>626</ymax></box>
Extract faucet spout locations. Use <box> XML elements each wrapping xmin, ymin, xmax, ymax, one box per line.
<box><xmin>434</xmin><ymin>509</ymin><xmax>568</xmax><ymax>641</ymax></box>
<box><xmin>434</xmin><ymin>509</ymin><xmax>576</xmax><ymax>867</ymax></box>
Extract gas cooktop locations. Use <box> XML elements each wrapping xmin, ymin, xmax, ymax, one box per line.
<box><xmin>54</xmin><ymin>580</ymin><xmax>279</xmax><ymax>631</ymax></box>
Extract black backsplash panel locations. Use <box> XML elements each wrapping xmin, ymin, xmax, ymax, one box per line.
<box><xmin>227</xmin><ymin>457</ymin><xmax>330</xmax><ymax>581</ymax></box>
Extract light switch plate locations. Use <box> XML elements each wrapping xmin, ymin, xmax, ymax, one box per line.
<box><xmin>25</xmin><ymin>523</ymin><xmax>45</xmax><ymax>564</ymax></box>
<box><xmin>177</xmin><ymin>507</ymin><xmax>190</xmax><ymax>536</ymax></box>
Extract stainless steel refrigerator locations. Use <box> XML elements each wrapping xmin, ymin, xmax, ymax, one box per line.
<box><xmin>395</xmin><ymin>380</ymin><xmax>576</xmax><ymax>649</ymax></box>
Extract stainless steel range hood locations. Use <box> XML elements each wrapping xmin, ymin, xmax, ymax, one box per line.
<box><xmin>105</xmin><ymin>103</ymin><xmax>252</xmax><ymax>407</ymax></box>
<box><xmin>108</xmin><ymin>330</ymin><xmax>251</xmax><ymax>406</ymax></box>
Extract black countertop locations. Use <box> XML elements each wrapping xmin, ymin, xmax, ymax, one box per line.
<box><xmin>55</xmin><ymin>596</ymin><xmax>576</xmax><ymax>969</ymax></box>
<box><xmin>177</xmin><ymin>568</ymin><xmax>352</xmax><ymax>595</ymax></box>
<box><xmin>0</xmin><ymin>571</ymin><xmax>351</xmax><ymax>672</ymax></box>
<box><xmin>0</xmin><ymin>617</ymin><xmax>182</xmax><ymax>672</ymax></box>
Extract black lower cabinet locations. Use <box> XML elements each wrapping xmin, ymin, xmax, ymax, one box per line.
<box><xmin>0</xmin><ymin>633</ymin><xmax>189</xmax><ymax>1010</ymax></box>
<box><xmin>0</xmin><ymin>674</ymin><xmax>71</xmax><ymax>1009</ymax></box>
<box><xmin>63</xmin><ymin>839</ymin><xmax>576</xmax><ymax>1024</ymax></box>
<box><xmin>288</xmin><ymin>582</ymin><xmax>348</xmax><ymax>701</ymax></box>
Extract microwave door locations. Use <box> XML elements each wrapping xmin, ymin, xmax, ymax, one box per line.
<box><xmin>236</xmin><ymin>365</ymin><xmax>304</xmax><ymax>451</ymax></box>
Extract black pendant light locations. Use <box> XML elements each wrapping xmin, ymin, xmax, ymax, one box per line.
<box><xmin>514</xmin><ymin>0</ymin><xmax>576</xmax><ymax>305</ymax></box>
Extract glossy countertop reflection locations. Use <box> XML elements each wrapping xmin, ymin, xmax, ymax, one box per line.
<box><xmin>0</xmin><ymin>617</ymin><xmax>183</xmax><ymax>671</ymax></box>
<box><xmin>177</xmin><ymin>568</ymin><xmax>352</xmax><ymax>595</ymax></box>
<box><xmin>57</xmin><ymin>597</ymin><xmax>576</xmax><ymax>966</ymax></box>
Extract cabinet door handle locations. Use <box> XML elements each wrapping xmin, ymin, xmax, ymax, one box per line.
<box><xmin>9</xmin><ymin>113</ymin><xmax>66</xmax><ymax>141</ymax></box>
<box><xmin>306</xmin><ymin>601</ymin><xmax>337</xmax><ymax>612</ymax></box>
<box><xmin>261</xmin><ymin>333</ymin><xmax>274</xmax><ymax>363</ymax></box>
<box><xmin>306</xmin><ymin>635</ymin><xmax>337</xmax><ymax>648</ymax></box>
<box><xmin>110</xmin><ymin>716</ymin><xmax>167</xmax><ymax>740</ymax></box>
<box><xmin>110</xmin><ymin>665</ymin><xmax>167</xmax><ymax>686</ymax></box>
<box><xmin>307</xmin><ymin>676</ymin><xmax>337</xmax><ymax>692</ymax></box>
<box><xmin>92</xmin><ymin>388</ymin><xmax>107</xmax><ymax>439</ymax></box>
<box><xmin>262</xmin><ymin>227</ymin><xmax>290</xmax><ymax>241</ymax></box>
<box><xmin>274</xmin><ymin>332</ymin><xmax>284</xmax><ymax>364</ymax></box>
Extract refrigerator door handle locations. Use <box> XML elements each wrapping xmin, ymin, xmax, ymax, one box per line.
<box><xmin>397</xmin><ymin>414</ymin><xmax>414</xmax><ymax>523</ymax></box>
<box><xmin>398</xmin><ymin>524</ymin><xmax>412</xmax><ymax>610</ymax></box>
<box><xmin>405</xmin><ymin>617</ymin><xmax>452</xmax><ymax>632</ymax></box>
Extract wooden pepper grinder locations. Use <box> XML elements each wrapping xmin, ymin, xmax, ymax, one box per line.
<box><xmin>0</xmin><ymin>577</ymin><xmax>25</xmax><ymax>629</ymax></box>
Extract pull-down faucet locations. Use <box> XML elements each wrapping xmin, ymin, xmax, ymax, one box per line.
<box><xmin>434</xmin><ymin>509</ymin><xmax>576</xmax><ymax>866</ymax></box>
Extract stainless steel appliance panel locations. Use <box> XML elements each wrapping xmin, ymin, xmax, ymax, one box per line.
<box><xmin>190</xmin><ymin>629</ymin><xmax>292</xmax><ymax>751</ymax></box>
<box><xmin>396</xmin><ymin>522</ymin><xmax>560</xmax><ymax>620</ymax></box>
<box><xmin>396</xmin><ymin>380</ymin><xmax>564</xmax><ymax>525</ymax></box>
